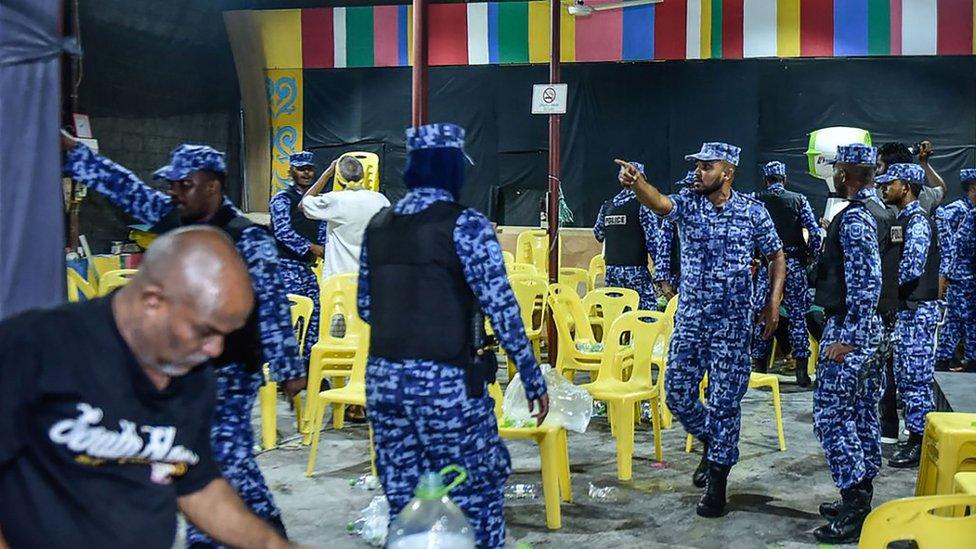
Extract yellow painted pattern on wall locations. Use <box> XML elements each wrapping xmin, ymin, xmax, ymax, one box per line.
<box><xmin>266</xmin><ymin>68</ymin><xmax>303</xmax><ymax>194</ymax></box>
<box><xmin>256</xmin><ymin>9</ymin><xmax>302</xmax><ymax>69</ymax></box>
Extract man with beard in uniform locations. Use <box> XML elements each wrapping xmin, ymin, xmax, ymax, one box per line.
<box><xmin>812</xmin><ymin>143</ymin><xmax>883</xmax><ymax>543</ymax></box>
<box><xmin>593</xmin><ymin>161</ymin><xmax>661</xmax><ymax>310</ymax></box>
<box><xmin>616</xmin><ymin>142</ymin><xmax>785</xmax><ymax>518</ymax></box>
<box><xmin>750</xmin><ymin>161</ymin><xmax>822</xmax><ymax>387</ymax></box>
<box><xmin>61</xmin><ymin>134</ymin><xmax>306</xmax><ymax>547</ymax></box>
<box><xmin>877</xmin><ymin>164</ymin><xmax>941</xmax><ymax>468</ymax></box>
<box><xmin>269</xmin><ymin>151</ymin><xmax>328</xmax><ymax>362</ymax></box>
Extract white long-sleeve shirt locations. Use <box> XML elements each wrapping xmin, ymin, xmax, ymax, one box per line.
<box><xmin>301</xmin><ymin>189</ymin><xmax>390</xmax><ymax>279</ymax></box>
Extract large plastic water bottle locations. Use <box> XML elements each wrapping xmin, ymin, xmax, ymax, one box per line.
<box><xmin>386</xmin><ymin>465</ymin><xmax>476</xmax><ymax>549</ymax></box>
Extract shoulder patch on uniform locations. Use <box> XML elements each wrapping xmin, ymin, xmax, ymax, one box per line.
<box><xmin>487</xmin><ymin>240</ymin><xmax>504</xmax><ymax>266</ymax></box>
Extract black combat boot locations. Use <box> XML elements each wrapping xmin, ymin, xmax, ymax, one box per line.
<box><xmin>813</xmin><ymin>486</ymin><xmax>872</xmax><ymax>544</ymax></box>
<box><xmin>795</xmin><ymin>357</ymin><xmax>811</xmax><ymax>387</ymax></box>
<box><xmin>696</xmin><ymin>462</ymin><xmax>732</xmax><ymax>518</ymax></box>
<box><xmin>752</xmin><ymin>357</ymin><xmax>768</xmax><ymax>374</ymax></box>
<box><xmin>692</xmin><ymin>439</ymin><xmax>710</xmax><ymax>488</ymax></box>
<box><xmin>820</xmin><ymin>477</ymin><xmax>873</xmax><ymax>519</ymax></box>
<box><xmin>889</xmin><ymin>432</ymin><xmax>924</xmax><ymax>468</ymax></box>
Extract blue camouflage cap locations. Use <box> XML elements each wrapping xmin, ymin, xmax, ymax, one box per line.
<box><xmin>684</xmin><ymin>142</ymin><xmax>741</xmax><ymax>166</ymax></box>
<box><xmin>763</xmin><ymin>161</ymin><xmax>786</xmax><ymax>177</ymax></box>
<box><xmin>834</xmin><ymin>143</ymin><xmax>877</xmax><ymax>166</ymax></box>
<box><xmin>676</xmin><ymin>169</ymin><xmax>695</xmax><ymax>186</ymax></box>
<box><xmin>289</xmin><ymin>150</ymin><xmax>315</xmax><ymax>168</ymax></box>
<box><xmin>876</xmin><ymin>163</ymin><xmax>925</xmax><ymax>185</ymax></box>
<box><xmin>406</xmin><ymin>122</ymin><xmax>474</xmax><ymax>165</ymax></box>
<box><xmin>152</xmin><ymin>144</ymin><xmax>226</xmax><ymax>180</ymax></box>
<box><xmin>961</xmin><ymin>168</ymin><xmax>976</xmax><ymax>183</ymax></box>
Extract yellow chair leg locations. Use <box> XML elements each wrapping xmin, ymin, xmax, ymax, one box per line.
<box><xmin>305</xmin><ymin>395</ymin><xmax>328</xmax><ymax>477</ymax></box>
<box><xmin>771</xmin><ymin>382</ymin><xmax>786</xmax><ymax>451</ymax></box>
<box><xmin>368</xmin><ymin>423</ymin><xmax>377</xmax><ymax>477</ymax></box>
<box><xmin>302</xmin><ymin>353</ymin><xmax>325</xmax><ymax>444</ymax></box>
<box><xmin>259</xmin><ymin>382</ymin><xmax>278</xmax><ymax>450</ymax></box>
<box><xmin>292</xmin><ymin>395</ymin><xmax>303</xmax><ymax>433</ymax></box>
<box><xmin>615</xmin><ymin>400</ymin><xmax>635</xmax><ymax>481</ymax></box>
<box><xmin>558</xmin><ymin>430</ymin><xmax>572</xmax><ymax>503</ymax></box>
<box><xmin>537</xmin><ymin>433</ymin><xmax>563</xmax><ymax>530</ymax></box>
<box><xmin>332</xmin><ymin>403</ymin><xmax>346</xmax><ymax>430</ymax></box>
<box><xmin>661</xmin><ymin>398</ymin><xmax>673</xmax><ymax>429</ymax></box>
<box><xmin>685</xmin><ymin>433</ymin><xmax>693</xmax><ymax>453</ymax></box>
<box><xmin>651</xmin><ymin>396</ymin><xmax>663</xmax><ymax>463</ymax></box>
<box><xmin>532</xmin><ymin>338</ymin><xmax>542</xmax><ymax>364</ymax></box>
<box><xmin>507</xmin><ymin>356</ymin><xmax>516</xmax><ymax>384</ymax></box>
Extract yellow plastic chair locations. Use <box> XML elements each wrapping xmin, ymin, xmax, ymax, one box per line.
<box><xmin>334</xmin><ymin>151</ymin><xmax>381</xmax><ymax>192</ymax></box>
<box><xmin>66</xmin><ymin>268</ymin><xmax>97</xmax><ymax>302</ymax></box>
<box><xmin>507</xmin><ymin>262</ymin><xmax>539</xmax><ymax>276</ymax></box>
<box><xmin>97</xmin><ymin>269</ymin><xmax>138</xmax><ymax>296</ymax></box>
<box><xmin>508</xmin><ymin>274</ymin><xmax>550</xmax><ymax>375</ymax></box>
<box><xmin>547</xmin><ymin>283</ymin><xmax>603</xmax><ymax>381</ymax></box>
<box><xmin>916</xmin><ymin>412</ymin><xmax>976</xmax><ymax>497</ymax></box>
<box><xmin>766</xmin><ymin>332</ymin><xmax>819</xmax><ymax>380</ymax></box>
<box><xmin>588</xmin><ymin>254</ymin><xmax>606</xmax><ymax>288</ymax></box>
<box><xmin>502</xmin><ymin>250</ymin><xmax>515</xmax><ymax>265</ymax></box>
<box><xmin>516</xmin><ymin>229</ymin><xmax>561</xmax><ymax>276</ymax></box>
<box><xmin>656</xmin><ymin>295</ymin><xmax>678</xmax><ymax>429</ymax></box>
<box><xmin>857</xmin><ymin>494</ymin><xmax>976</xmax><ymax>549</ymax></box>
<box><xmin>685</xmin><ymin>371</ymin><xmax>786</xmax><ymax>453</ymax></box>
<box><xmin>259</xmin><ymin>294</ymin><xmax>315</xmax><ymax>450</ymax></box>
<box><xmin>581</xmin><ymin>311</ymin><xmax>669</xmax><ymax>480</ymax></box>
<box><xmin>489</xmin><ymin>383</ymin><xmax>571</xmax><ymax>530</ymax></box>
<box><xmin>306</xmin><ymin>326</ymin><xmax>375</xmax><ymax>477</ymax></box>
<box><xmin>302</xmin><ymin>273</ymin><xmax>364</xmax><ymax>442</ymax></box>
<box><xmin>582</xmin><ymin>287</ymin><xmax>640</xmax><ymax>343</ymax></box>
<box><xmin>558</xmin><ymin>267</ymin><xmax>592</xmax><ymax>297</ymax></box>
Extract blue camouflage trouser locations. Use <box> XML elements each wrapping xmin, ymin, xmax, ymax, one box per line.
<box><xmin>367</xmin><ymin>359</ymin><xmax>510</xmax><ymax>549</ymax></box>
<box><xmin>278</xmin><ymin>257</ymin><xmax>320</xmax><ymax>364</ymax></box>
<box><xmin>751</xmin><ymin>259</ymin><xmax>812</xmax><ymax>361</ymax></box>
<box><xmin>186</xmin><ymin>366</ymin><xmax>283</xmax><ymax>546</ymax></box>
<box><xmin>894</xmin><ymin>302</ymin><xmax>939</xmax><ymax>435</ymax></box>
<box><xmin>605</xmin><ymin>265</ymin><xmax>657</xmax><ymax>311</ymax></box>
<box><xmin>936</xmin><ymin>280</ymin><xmax>976</xmax><ymax>362</ymax></box>
<box><xmin>813</xmin><ymin>315</ymin><xmax>884</xmax><ymax>490</ymax></box>
<box><xmin>665</xmin><ymin>305</ymin><xmax>752</xmax><ymax>466</ymax></box>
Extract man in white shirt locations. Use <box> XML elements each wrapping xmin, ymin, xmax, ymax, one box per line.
<box><xmin>301</xmin><ymin>157</ymin><xmax>390</xmax><ymax>280</ymax></box>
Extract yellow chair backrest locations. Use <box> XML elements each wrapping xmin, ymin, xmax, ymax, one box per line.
<box><xmin>287</xmin><ymin>294</ymin><xmax>315</xmax><ymax>356</ymax></box>
<box><xmin>663</xmin><ymin>295</ymin><xmax>678</xmax><ymax>324</ymax></box>
<box><xmin>588</xmin><ymin>254</ymin><xmax>606</xmax><ymax>288</ymax></box>
<box><xmin>348</xmin><ymin>325</ymin><xmax>371</xmax><ymax>384</ymax></box>
<box><xmin>507</xmin><ymin>262</ymin><xmax>539</xmax><ymax>276</ymax></box>
<box><xmin>334</xmin><ymin>151</ymin><xmax>380</xmax><ymax>192</ymax></box>
<box><xmin>613</xmin><ymin>311</ymin><xmax>670</xmax><ymax>387</ymax></box>
<box><xmin>318</xmin><ymin>273</ymin><xmax>363</xmax><ymax>343</ymax></box>
<box><xmin>98</xmin><ymin>269</ymin><xmax>138</xmax><ymax>296</ymax></box>
<box><xmin>502</xmin><ymin>251</ymin><xmax>515</xmax><ymax>265</ymax></box>
<box><xmin>547</xmin><ymin>283</ymin><xmax>595</xmax><ymax>343</ymax></box>
<box><xmin>509</xmin><ymin>274</ymin><xmax>549</xmax><ymax>333</ymax></box>
<box><xmin>858</xmin><ymin>494</ymin><xmax>976</xmax><ymax>549</ymax></box>
<box><xmin>558</xmin><ymin>267</ymin><xmax>591</xmax><ymax>297</ymax></box>
<box><xmin>66</xmin><ymin>268</ymin><xmax>97</xmax><ymax>302</ymax></box>
<box><xmin>516</xmin><ymin>229</ymin><xmax>562</xmax><ymax>276</ymax></box>
<box><xmin>582</xmin><ymin>287</ymin><xmax>640</xmax><ymax>339</ymax></box>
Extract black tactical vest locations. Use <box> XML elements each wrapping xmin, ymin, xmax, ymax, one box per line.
<box><xmin>756</xmin><ymin>188</ymin><xmax>808</xmax><ymax>260</ymax></box>
<box><xmin>814</xmin><ymin>203</ymin><xmax>855</xmax><ymax>319</ymax></box>
<box><xmin>275</xmin><ymin>185</ymin><xmax>320</xmax><ymax>263</ymax></box>
<box><xmin>603</xmin><ymin>198</ymin><xmax>648</xmax><ymax>267</ymax></box>
<box><xmin>366</xmin><ymin>202</ymin><xmax>477</xmax><ymax>366</ymax></box>
<box><xmin>863</xmin><ymin>199</ymin><xmax>900</xmax><ymax>316</ymax></box>
<box><xmin>895</xmin><ymin>208</ymin><xmax>940</xmax><ymax>310</ymax></box>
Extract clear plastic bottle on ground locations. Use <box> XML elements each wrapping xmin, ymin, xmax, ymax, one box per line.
<box><xmin>386</xmin><ymin>465</ymin><xmax>476</xmax><ymax>549</ymax></box>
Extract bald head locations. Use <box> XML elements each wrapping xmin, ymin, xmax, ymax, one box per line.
<box><xmin>115</xmin><ymin>226</ymin><xmax>254</xmax><ymax>384</ymax></box>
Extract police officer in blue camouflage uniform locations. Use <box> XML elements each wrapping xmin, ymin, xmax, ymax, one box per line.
<box><xmin>359</xmin><ymin>123</ymin><xmax>549</xmax><ymax>549</ymax></box>
<box><xmin>616</xmin><ymin>142</ymin><xmax>786</xmax><ymax>518</ymax></box>
<box><xmin>269</xmin><ymin>151</ymin><xmax>328</xmax><ymax>363</ymax></box>
<box><xmin>934</xmin><ymin>168</ymin><xmax>976</xmax><ymax>371</ymax></box>
<box><xmin>750</xmin><ymin>161</ymin><xmax>823</xmax><ymax>387</ymax></box>
<box><xmin>654</xmin><ymin>170</ymin><xmax>695</xmax><ymax>299</ymax></box>
<box><xmin>877</xmin><ymin>164</ymin><xmax>941</xmax><ymax>468</ymax></box>
<box><xmin>593</xmin><ymin>161</ymin><xmax>660</xmax><ymax>310</ymax></box>
<box><xmin>61</xmin><ymin>136</ymin><xmax>306</xmax><ymax>547</ymax></box>
<box><xmin>811</xmin><ymin>143</ymin><xmax>884</xmax><ymax>543</ymax></box>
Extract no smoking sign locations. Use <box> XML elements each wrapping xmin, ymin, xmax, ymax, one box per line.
<box><xmin>531</xmin><ymin>83</ymin><xmax>568</xmax><ymax>115</ymax></box>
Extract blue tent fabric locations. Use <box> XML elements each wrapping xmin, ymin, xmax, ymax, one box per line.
<box><xmin>0</xmin><ymin>0</ymin><xmax>66</xmax><ymax>319</ymax></box>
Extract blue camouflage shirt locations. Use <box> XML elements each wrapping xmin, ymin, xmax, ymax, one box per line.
<box><xmin>63</xmin><ymin>144</ymin><xmax>304</xmax><ymax>382</ymax></box>
<box><xmin>837</xmin><ymin>188</ymin><xmax>883</xmax><ymax>348</ymax></box>
<box><xmin>269</xmin><ymin>185</ymin><xmax>328</xmax><ymax>258</ymax></box>
<box><xmin>357</xmin><ymin>187</ymin><xmax>547</xmax><ymax>400</ymax></box>
<box><xmin>655</xmin><ymin>218</ymin><xmax>678</xmax><ymax>285</ymax></box>
<box><xmin>949</xmin><ymin>207</ymin><xmax>976</xmax><ymax>281</ymax></box>
<box><xmin>592</xmin><ymin>189</ymin><xmax>660</xmax><ymax>264</ymax></box>
<box><xmin>663</xmin><ymin>189</ymin><xmax>782</xmax><ymax>315</ymax></box>
<box><xmin>935</xmin><ymin>197</ymin><xmax>975</xmax><ymax>280</ymax></box>
<box><xmin>897</xmin><ymin>201</ymin><xmax>932</xmax><ymax>286</ymax></box>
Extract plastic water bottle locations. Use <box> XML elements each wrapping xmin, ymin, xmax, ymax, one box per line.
<box><xmin>386</xmin><ymin>465</ymin><xmax>476</xmax><ymax>549</ymax></box>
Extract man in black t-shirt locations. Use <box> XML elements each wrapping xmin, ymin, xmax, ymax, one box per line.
<box><xmin>0</xmin><ymin>227</ymin><xmax>297</xmax><ymax>549</ymax></box>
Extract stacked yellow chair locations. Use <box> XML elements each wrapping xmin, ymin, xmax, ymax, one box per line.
<box><xmin>557</xmin><ymin>267</ymin><xmax>592</xmax><ymax>297</ymax></box>
<box><xmin>301</xmin><ymin>273</ymin><xmax>364</xmax><ymax>443</ymax></box>
<box><xmin>97</xmin><ymin>269</ymin><xmax>138</xmax><ymax>296</ymax></box>
<box><xmin>858</xmin><ymin>494</ymin><xmax>976</xmax><ymax>548</ymax></box>
<box><xmin>588</xmin><ymin>254</ymin><xmax>606</xmax><ymax>288</ymax></box>
<box><xmin>507</xmin><ymin>274</ymin><xmax>550</xmax><ymax>376</ymax></box>
<box><xmin>657</xmin><ymin>296</ymin><xmax>678</xmax><ymax>428</ymax></box>
<box><xmin>488</xmin><ymin>383</ymin><xmax>571</xmax><ymax>530</ymax></box>
<box><xmin>306</xmin><ymin>326</ymin><xmax>374</xmax><ymax>477</ymax></box>
<box><xmin>507</xmin><ymin>262</ymin><xmax>539</xmax><ymax>276</ymax></box>
<box><xmin>581</xmin><ymin>311</ymin><xmax>670</xmax><ymax>480</ymax></box>
<box><xmin>259</xmin><ymin>294</ymin><xmax>314</xmax><ymax>450</ymax></box>
<box><xmin>582</xmin><ymin>287</ymin><xmax>639</xmax><ymax>343</ymax></box>
<box><xmin>547</xmin><ymin>283</ymin><xmax>603</xmax><ymax>381</ymax></box>
<box><xmin>66</xmin><ymin>268</ymin><xmax>97</xmax><ymax>302</ymax></box>
<box><xmin>516</xmin><ymin>229</ymin><xmax>561</xmax><ymax>277</ymax></box>
<box><xmin>916</xmin><ymin>412</ymin><xmax>976</xmax><ymax>497</ymax></box>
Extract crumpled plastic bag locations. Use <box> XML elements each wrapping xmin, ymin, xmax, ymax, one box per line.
<box><xmin>503</xmin><ymin>364</ymin><xmax>593</xmax><ymax>433</ymax></box>
<box><xmin>347</xmin><ymin>495</ymin><xmax>389</xmax><ymax>546</ymax></box>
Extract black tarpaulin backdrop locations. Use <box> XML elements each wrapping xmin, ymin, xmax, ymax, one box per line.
<box><xmin>303</xmin><ymin>57</ymin><xmax>976</xmax><ymax>227</ymax></box>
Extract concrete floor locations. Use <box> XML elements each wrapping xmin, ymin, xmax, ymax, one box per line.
<box><xmin>236</xmin><ymin>373</ymin><xmax>918</xmax><ymax>549</ymax></box>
